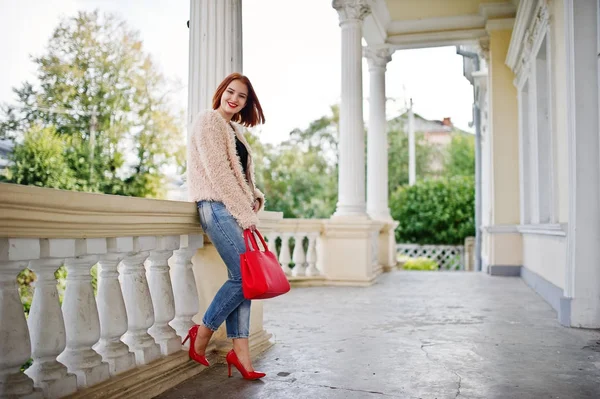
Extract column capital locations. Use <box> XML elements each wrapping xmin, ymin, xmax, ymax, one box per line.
<box><xmin>332</xmin><ymin>0</ymin><xmax>371</xmax><ymax>23</ymax></box>
<box><xmin>364</xmin><ymin>47</ymin><xmax>393</xmax><ymax>69</ymax></box>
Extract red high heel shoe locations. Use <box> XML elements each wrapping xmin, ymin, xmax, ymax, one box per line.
<box><xmin>182</xmin><ymin>325</ymin><xmax>210</xmax><ymax>367</ymax></box>
<box><xmin>226</xmin><ymin>349</ymin><xmax>265</xmax><ymax>380</ymax></box>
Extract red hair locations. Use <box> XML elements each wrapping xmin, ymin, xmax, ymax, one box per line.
<box><xmin>212</xmin><ymin>73</ymin><xmax>265</xmax><ymax>127</ymax></box>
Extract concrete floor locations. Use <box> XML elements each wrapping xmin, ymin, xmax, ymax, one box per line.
<box><xmin>157</xmin><ymin>272</ymin><xmax>600</xmax><ymax>399</ymax></box>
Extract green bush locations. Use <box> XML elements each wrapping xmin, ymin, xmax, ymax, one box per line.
<box><xmin>391</xmin><ymin>176</ymin><xmax>475</xmax><ymax>245</ymax></box>
<box><xmin>402</xmin><ymin>257</ymin><xmax>439</xmax><ymax>271</ymax></box>
<box><xmin>6</xmin><ymin>125</ymin><xmax>76</xmax><ymax>190</ymax></box>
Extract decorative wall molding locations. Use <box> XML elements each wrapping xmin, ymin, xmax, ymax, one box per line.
<box><xmin>517</xmin><ymin>223</ymin><xmax>567</xmax><ymax>237</ymax></box>
<box><xmin>507</xmin><ymin>0</ymin><xmax>551</xmax><ymax>87</ymax></box>
<box><xmin>484</xmin><ymin>224</ymin><xmax>520</xmax><ymax>234</ymax></box>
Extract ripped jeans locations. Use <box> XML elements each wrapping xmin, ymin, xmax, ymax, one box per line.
<box><xmin>197</xmin><ymin>200</ymin><xmax>251</xmax><ymax>339</ymax></box>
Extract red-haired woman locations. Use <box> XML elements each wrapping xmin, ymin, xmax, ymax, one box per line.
<box><xmin>184</xmin><ymin>73</ymin><xmax>266</xmax><ymax>380</ymax></box>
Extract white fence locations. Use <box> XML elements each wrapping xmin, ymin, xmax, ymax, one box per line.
<box><xmin>396</xmin><ymin>244</ymin><xmax>465</xmax><ymax>271</ymax></box>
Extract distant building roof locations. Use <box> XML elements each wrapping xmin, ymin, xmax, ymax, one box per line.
<box><xmin>0</xmin><ymin>139</ymin><xmax>14</xmax><ymax>169</ymax></box>
<box><xmin>388</xmin><ymin>112</ymin><xmax>471</xmax><ymax>136</ymax></box>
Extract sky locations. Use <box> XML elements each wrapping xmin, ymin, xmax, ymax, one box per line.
<box><xmin>0</xmin><ymin>0</ymin><xmax>475</xmax><ymax>145</ymax></box>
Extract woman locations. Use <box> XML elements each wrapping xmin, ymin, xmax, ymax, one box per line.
<box><xmin>183</xmin><ymin>72</ymin><xmax>266</xmax><ymax>380</ymax></box>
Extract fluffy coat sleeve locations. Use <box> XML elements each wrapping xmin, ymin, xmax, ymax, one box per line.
<box><xmin>192</xmin><ymin>112</ymin><xmax>259</xmax><ymax>229</ymax></box>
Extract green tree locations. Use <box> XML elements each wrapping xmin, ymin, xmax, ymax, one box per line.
<box><xmin>6</xmin><ymin>125</ymin><xmax>75</xmax><ymax>189</ymax></box>
<box><xmin>387</xmin><ymin>128</ymin><xmax>436</xmax><ymax>195</ymax></box>
<box><xmin>0</xmin><ymin>11</ymin><xmax>184</xmax><ymax>198</ymax></box>
<box><xmin>444</xmin><ymin>134</ymin><xmax>475</xmax><ymax>177</ymax></box>
<box><xmin>254</xmin><ymin>106</ymin><xmax>339</xmax><ymax>219</ymax></box>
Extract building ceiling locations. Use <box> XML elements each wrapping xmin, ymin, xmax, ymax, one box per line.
<box><xmin>364</xmin><ymin>0</ymin><xmax>518</xmax><ymax>49</ymax></box>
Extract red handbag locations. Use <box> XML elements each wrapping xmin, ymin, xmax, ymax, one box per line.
<box><xmin>241</xmin><ymin>229</ymin><xmax>291</xmax><ymax>300</ymax></box>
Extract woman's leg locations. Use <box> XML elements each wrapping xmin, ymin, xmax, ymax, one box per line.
<box><xmin>196</xmin><ymin>201</ymin><xmax>254</xmax><ymax>368</ymax></box>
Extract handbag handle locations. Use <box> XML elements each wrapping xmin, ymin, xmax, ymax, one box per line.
<box><xmin>244</xmin><ymin>229</ymin><xmax>267</xmax><ymax>252</ymax></box>
<box><xmin>243</xmin><ymin>229</ymin><xmax>268</xmax><ymax>252</ymax></box>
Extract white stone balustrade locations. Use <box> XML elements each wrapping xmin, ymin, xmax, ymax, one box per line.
<box><xmin>0</xmin><ymin>238</ymin><xmax>43</xmax><ymax>399</ymax></box>
<box><xmin>119</xmin><ymin>236</ymin><xmax>160</xmax><ymax>365</ymax></box>
<box><xmin>0</xmin><ymin>183</ymin><xmax>220</xmax><ymax>398</ymax></box>
<box><xmin>278</xmin><ymin>233</ymin><xmax>293</xmax><ymax>276</ymax></box>
<box><xmin>146</xmin><ymin>236</ymin><xmax>181</xmax><ymax>356</ymax></box>
<box><xmin>26</xmin><ymin>239</ymin><xmax>77</xmax><ymax>398</ymax></box>
<box><xmin>170</xmin><ymin>234</ymin><xmax>202</xmax><ymax>346</ymax></box>
<box><xmin>268</xmin><ymin>219</ymin><xmax>325</xmax><ymax>282</ymax></box>
<box><xmin>57</xmin><ymin>238</ymin><xmax>109</xmax><ymax>389</ymax></box>
<box><xmin>95</xmin><ymin>238</ymin><xmax>136</xmax><ymax>376</ymax></box>
<box><xmin>292</xmin><ymin>233</ymin><xmax>307</xmax><ymax>277</ymax></box>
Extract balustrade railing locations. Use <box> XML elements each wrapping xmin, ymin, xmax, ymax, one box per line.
<box><xmin>0</xmin><ymin>183</ymin><xmax>203</xmax><ymax>399</ymax></box>
<box><xmin>265</xmin><ymin>219</ymin><xmax>325</xmax><ymax>281</ymax></box>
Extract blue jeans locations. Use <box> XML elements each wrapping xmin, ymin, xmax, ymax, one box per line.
<box><xmin>197</xmin><ymin>200</ymin><xmax>251</xmax><ymax>339</ymax></box>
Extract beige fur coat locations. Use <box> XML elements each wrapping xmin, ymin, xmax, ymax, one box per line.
<box><xmin>188</xmin><ymin>109</ymin><xmax>265</xmax><ymax>229</ymax></box>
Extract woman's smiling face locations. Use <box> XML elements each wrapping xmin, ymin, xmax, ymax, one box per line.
<box><xmin>220</xmin><ymin>79</ymin><xmax>248</xmax><ymax>117</ymax></box>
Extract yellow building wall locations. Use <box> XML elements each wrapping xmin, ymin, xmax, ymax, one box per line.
<box><xmin>485</xmin><ymin>28</ymin><xmax>522</xmax><ymax>267</ymax></box>
<box><xmin>489</xmin><ymin>29</ymin><xmax>520</xmax><ymax>226</ymax></box>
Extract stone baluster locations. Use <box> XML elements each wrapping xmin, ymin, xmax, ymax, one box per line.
<box><xmin>305</xmin><ymin>233</ymin><xmax>320</xmax><ymax>276</ymax></box>
<box><xmin>292</xmin><ymin>233</ymin><xmax>307</xmax><ymax>277</ymax></box>
<box><xmin>57</xmin><ymin>238</ymin><xmax>109</xmax><ymax>388</ymax></box>
<box><xmin>278</xmin><ymin>233</ymin><xmax>293</xmax><ymax>276</ymax></box>
<box><xmin>170</xmin><ymin>234</ymin><xmax>202</xmax><ymax>345</ymax></box>
<box><xmin>119</xmin><ymin>236</ymin><xmax>160</xmax><ymax>365</ymax></box>
<box><xmin>266</xmin><ymin>232</ymin><xmax>279</xmax><ymax>256</ymax></box>
<box><xmin>26</xmin><ymin>239</ymin><xmax>78</xmax><ymax>398</ymax></box>
<box><xmin>94</xmin><ymin>238</ymin><xmax>136</xmax><ymax>376</ymax></box>
<box><xmin>0</xmin><ymin>238</ymin><xmax>43</xmax><ymax>398</ymax></box>
<box><xmin>147</xmin><ymin>236</ymin><xmax>180</xmax><ymax>356</ymax></box>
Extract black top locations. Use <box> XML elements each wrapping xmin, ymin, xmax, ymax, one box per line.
<box><xmin>235</xmin><ymin>135</ymin><xmax>249</xmax><ymax>180</ymax></box>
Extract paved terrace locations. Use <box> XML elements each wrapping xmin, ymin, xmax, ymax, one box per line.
<box><xmin>157</xmin><ymin>272</ymin><xmax>600</xmax><ymax>399</ymax></box>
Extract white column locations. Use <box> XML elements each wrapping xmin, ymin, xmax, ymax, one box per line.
<box><xmin>332</xmin><ymin>0</ymin><xmax>371</xmax><ymax>217</ymax></box>
<box><xmin>119</xmin><ymin>237</ymin><xmax>160</xmax><ymax>365</ymax></box>
<box><xmin>365</xmin><ymin>47</ymin><xmax>393</xmax><ymax>220</ymax></box>
<box><xmin>95</xmin><ymin>238</ymin><xmax>136</xmax><ymax>376</ymax></box>
<box><xmin>147</xmin><ymin>236</ymin><xmax>180</xmax><ymax>356</ymax></box>
<box><xmin>57</xmin><ymin>238</ymin><xmax>110</xmax><ymax>389</ymax></box>
<box><xmin>26</xmin><ymin>239</ymin><xmax>78</xmax><ymax>398</ymax></box>
<box><xmin>187</xmin><ymin>0</ymin><xmax>243</xmax><ymax>126</ymax></box>
<box><xmin>563</xmin><ymin>0</ymin><xmax>600</xmax><ymax>328</ymax></box>
<box><xmin>408</xmin><ymin>100</ymin><xmax>416</xmax><ymax>186</ymax></box>
<box><xmin>169</xmin><ymin>235</ymin><xmax>202</xmax><ymax>344</ymax></box>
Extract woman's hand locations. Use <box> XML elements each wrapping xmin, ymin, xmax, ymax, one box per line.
<box><xmin>252</xmin><ymin>199</ymin><xmax>260</xmax><ymax>213</ymax></box>
<box><xmin>248</xmin><ymin>224</ymin><xmax>257</xmax><ymax>232</ymax></box>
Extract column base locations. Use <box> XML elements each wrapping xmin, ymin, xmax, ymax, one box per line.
<box><xmin>319</xmin><ymin>216</ymin><xmax>384</xmax><ymax>285</ymax></box>
<box><xmin>378</xmin><ymin>220</ymin><xmax>399</xmax><ymax>272</ymax></box>
<box><xmin>121</xmin><ymin>333</ymin><xmax>161</xmax><ymax>366</ymax></box>
<box><xmin>58</xmin><ymin>348</ymin><xmax>110</xmax><ymax>388</ymax></box>
<box><xmin>25</xmin><ymin>360</ymin><xmax>78</xmax><ymax>398</ymax></box>
<box><xmin>149</xmin><ymin>326</ymin><xmax>182</xmax><ymax>356</ymax></box>
<box><xmin>36</xmin><ymin>374</ymin><xmax>78</xmax><ymax>399</ymax></box>
<box><xmin>0</xmin><ymin>372</ymin><xmax>44</xmax><ymax>399</ymax></box>
<box><xmin>564</xmin><ymin>297</ymin><xmax>600</xmax><ymax>328</ymax></box>
<box><xmin>94</xmin><ymin>340</ymin><xmax>136</xmax><ymax>376</ymax></box>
